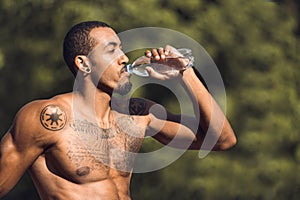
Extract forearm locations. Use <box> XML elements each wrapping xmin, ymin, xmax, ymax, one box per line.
<box><xmin>180</xmin><ymin>67</ymin><xmax>236</xmax><ymax>150</ymax></box>
<box><xmin>0</xmin><ymin>167</ymin><xmax>26</xmax><ymax>198</ymax></box>
<box><xmin>0</xmin><ymin>131</ymin><xmax>41</xmax><ymax>198</ymax></box>
<box><xmin>0</xmin><ymin>168</ymin><xmax>20</xmax><ymax>198</ymax></box>
<box><xmin>0</xmin><ymin>136</ymin><xmax>24</xmax><ymax>197</ymax></box>
<box><xmin>181</xmin><ymin>68</ymin><xmax>211</xmax><ymax>131</ymax></box>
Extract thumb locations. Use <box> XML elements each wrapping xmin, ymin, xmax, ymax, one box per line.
<box><xmin>145</xmin><ymin>67</ymin><xmax>169</xmax><ymax>80</ymax></box>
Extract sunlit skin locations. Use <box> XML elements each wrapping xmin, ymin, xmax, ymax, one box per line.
<box><xmin>0</xmin><ymin>26</ymin><xmax>236</xmax><ymax>199</ymax></box>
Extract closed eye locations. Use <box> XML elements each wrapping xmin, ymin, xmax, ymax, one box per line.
<box><xmin>108</xmin><ymin>48</ymin><xmax>116</xmax><ymax>53</ymax></box>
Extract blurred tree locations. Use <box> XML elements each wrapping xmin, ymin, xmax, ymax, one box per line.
<box><xmin>275</xmin><ymin>0</ymin><xmax>300</xmax><ymax>35</ymax></box>
<box><xmin>0</xmin><ymin>0</ymin><xmax>299</xmax><ymax>199</ymax></box>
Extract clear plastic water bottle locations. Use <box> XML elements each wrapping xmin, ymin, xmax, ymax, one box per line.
<box><xmin>126</xmin><ymin>48</ymin><xmax>194</xmax><ymax>77</ymax></box>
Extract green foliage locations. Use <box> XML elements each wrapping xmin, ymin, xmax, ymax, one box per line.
<box><xmin>0</xmin><ymin>0</ymin><xmax>299</xmax><ymax>199</ymax></box>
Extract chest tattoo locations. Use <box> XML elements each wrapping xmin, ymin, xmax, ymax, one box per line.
<box><xmin>67</xmin><ymin>115</ymin><xmax>145</xmax><ymax>173</ymax></box>
<box><xmin>70</xmin><ymin>119</ymin><xmax>115</xmax><ymax>139</ymax></box>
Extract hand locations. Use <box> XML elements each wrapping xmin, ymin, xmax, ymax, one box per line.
<box><xmin>144</xmin><ymin>45</ymin><xmax>190</xmax><ymax>80</ymax></box>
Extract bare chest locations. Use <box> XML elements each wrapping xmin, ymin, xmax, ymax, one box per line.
<box><xmin>45</xmin><ymin>115</ymin><xmax>147</xmax><ymax>183</ymax></box>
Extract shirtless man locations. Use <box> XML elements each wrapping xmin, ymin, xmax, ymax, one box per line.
<box><xmin>0</xmin><ymin>21</ymin><xmax>236</xmax><ymax>199</ymax></box>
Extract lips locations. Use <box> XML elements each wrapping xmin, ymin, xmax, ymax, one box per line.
<box><xmin>120</xmin><ymin>66</ymin><xmax>131</xmax><ymax>77</ymax></box>
<box><xmin>120</xmin><ymin>65</ymin><xmax>127</xmax><ymax>73</ymax></box>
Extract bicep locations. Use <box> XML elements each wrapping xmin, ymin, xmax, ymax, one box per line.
<box><xmin>147</xmin><ymin>113</ymin><xmax>198</xmax><ymax>149</ymax></box>
<box><xmin>146</xmin><ymin>102</ymin><xmax>210</xmax><ymax>149</ymax></box>
<box><xmin>1</xmin><ymin>130</ymin><xmax>41</xmax><ymax>166</ymax></box>
<box><xmin>0</xmin><ymin>130</ymin><xmax>43</xmax><ymax>197</ymax></box>
<box><xmin>1</xmin><ymin>132</ymin><xmax>25</xmax><ymax>173</ymax></box>
<box><xmin>134</xmin><ymin>98</ymin><xmax>203</xmax><ymax>149</ymax></box>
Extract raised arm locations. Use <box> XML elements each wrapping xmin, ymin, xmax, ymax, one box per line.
<box><xmin>143</xmin><ymin>46</ymin><xmax>237</xmax><ymax>151</ymax></box>
<box><xmin>0</xmin><ymin>102</ymin><xmax>46</xmax><ymax>197</ymax></box>
<box><xmin>180</xmin><ymin>67</ymin><xmax>236</xmax><ymax>150</ymax></box>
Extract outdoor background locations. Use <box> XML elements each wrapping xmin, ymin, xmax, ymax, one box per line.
<box><xmin>0</xmin><ymin>0</ymin><xmax>299</xmax><ymax>199</ymax></box>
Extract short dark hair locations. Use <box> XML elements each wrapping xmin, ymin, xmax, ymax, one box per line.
<box><xmin>63</xmin><ymin>21</ymin><xmax>111</xmax><ymax>76</ymax></box>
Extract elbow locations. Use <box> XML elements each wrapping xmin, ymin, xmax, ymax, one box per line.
<box><xmin>0</xmin><ymin>179</ymin><xmax>12</xmax><ymax>198</ymax></box>
<box><xmin>0</xmin><ymin>184</ymin><xmax>12</xmax><ymax>198</ymax></box>
<box><xmin>0</xmin><ymin>187</ymin><xmax>7</xmax><ymax>198</ymax></box>
<box><xmin>216</xmin><ymin>122</ymin><xmax>237</xmax><ymax>151</ymax></box>
<box><xmin>217</xmin><ymin>133</ymin><xmax>237</xmax><ymax>151</ymax></box>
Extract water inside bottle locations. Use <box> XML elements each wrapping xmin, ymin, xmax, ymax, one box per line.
<box><xmin>130</xmin><ymin>64</ymin><xmax>150</xmax><ymax>77</ymax></box>
<box><xmin>126</xmin><ymin>48</ymin><xmax>194</xmax><ymax>77</ymax></box>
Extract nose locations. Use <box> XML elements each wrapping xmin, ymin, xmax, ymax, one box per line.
<box><xmin>118</xmin><ymin>51</ymin><xmax>129</xmax><ymax>65</ymax></box>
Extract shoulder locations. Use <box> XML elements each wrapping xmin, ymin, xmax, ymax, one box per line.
<box><xmin>129</xmin><ymin>97</ymin><xmax>164</xmax><ymax>116</ymax></box>
<box><xmin>16</xmin><ymin>94</ymin><xmax>70</xmax><ymax>126</ymax></box>
<box><xmin>112</xmin><ymin>96</ymin><xmax>169</xmax><ymax>119</ymax></box>
<box><xmin>11</xmin><ymin>95</ymin><xmax>71</xmax><ymax>145</ymax></box>
<box><xmin>111</xmin><ymin>97</ymin><xmax>154</xmax><ymax>115</ymax></box>
<box><xmin>129</xmin><ymin>98</ymin><xmax>149</xmax><ymax>115</ymax></box>
<box><xmin>111</xmin><ymin>97</ymin><xmax>165</xmax><ymax>116</ymax></box>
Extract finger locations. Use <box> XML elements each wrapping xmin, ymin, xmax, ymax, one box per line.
<box><xmin>164</xmin><ymin>49</ymin><xmax>170</xmax><ymax>56</ymax></box>
<box><xmin>158</xmin><ymin>47</ymin><xmax>165</xmax><ymax>59</ymax></box>
<box><xmin>145</xmin><ymin>50</ymin><xmax>152</xmax><ymax>57</ymax></box>
<box><xmin>145</xmin><ymin>67</ymin><xmax>169</xmax><ymax>80</ymax></box>
<box><xmin>151</xmin><ymin>49</ymin><xmax>160</xmax><ymax>60</ymax></box>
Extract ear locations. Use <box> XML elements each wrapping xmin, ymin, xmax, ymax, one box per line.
<box><xmin>75</xmin><ymin>55</ymin><xmax>91</xmax><ymax>74</ymax></box>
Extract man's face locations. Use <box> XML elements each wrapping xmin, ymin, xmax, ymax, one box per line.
<box><xmin>87</xmin><ymin>27</ymin><xmax>131</xmax><ymax>95</ymax></box>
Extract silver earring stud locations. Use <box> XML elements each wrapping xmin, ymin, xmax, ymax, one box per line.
<box><xmin>85</xmin><ymin>67</ymin><xmax>91</xmax><ymax>73</ymax></box>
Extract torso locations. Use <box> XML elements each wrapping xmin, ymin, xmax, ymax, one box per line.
<box><xmin>28</xmin><ymin>94</ymin><xmax>149</xmax><ymax>200</ymax></box>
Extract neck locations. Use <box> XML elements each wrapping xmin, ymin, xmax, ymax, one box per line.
<box><xmin>72</xmin><ymin>73</ymin><xmax>113</xmax><ymax>128</ymax></box>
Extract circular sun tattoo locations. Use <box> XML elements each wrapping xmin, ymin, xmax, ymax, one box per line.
<box><xmin>40</xmin><ymin>105</ymin><xmax>67</xmax><ymax>131</ymax></box>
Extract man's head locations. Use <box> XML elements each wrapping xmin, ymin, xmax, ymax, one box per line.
<box><xmin>63</xmin><ymin>21</ymin><xmax>131</xmax><ymax>95</ymax></box>
<box><xmin>63</xmin><ymin>21</ymin><xmax>111</xmax><ymax>76</ymax></box>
